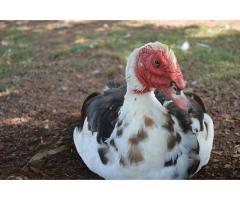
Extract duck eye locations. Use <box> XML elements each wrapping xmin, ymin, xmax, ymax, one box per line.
<box><xmin>153</xmin><ymin>59</ymin><xmax>161</xmax><ymax>68</ymax></box>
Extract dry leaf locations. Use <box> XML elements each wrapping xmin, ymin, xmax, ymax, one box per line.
<box><xmin>212</xmin><ymin>151</ymin><xmax>223</xmax><ymax>156</ymax></box>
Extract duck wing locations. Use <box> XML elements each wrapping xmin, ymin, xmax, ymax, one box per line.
<box><xmin>79</xmin><ymin>83</ymin><xmax>125</xmax><ymax>144</ymax></box>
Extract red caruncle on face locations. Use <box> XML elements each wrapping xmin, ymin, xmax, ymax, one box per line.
<box><xmin>134</xmin><ymin>45</ymin><xmax>186</xmax><ymax>91</ymax></box>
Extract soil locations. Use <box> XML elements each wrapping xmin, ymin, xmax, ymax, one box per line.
<box><xmin>0</xmin><ymin>21</ymin><xmax>239</xmax><ymax>180</ymax></box>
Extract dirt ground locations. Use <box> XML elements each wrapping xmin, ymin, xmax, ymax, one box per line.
<box><xmin>0</xmin><ymin>21</ymin><xmax>239</xmax><ymax>179</ymax></box>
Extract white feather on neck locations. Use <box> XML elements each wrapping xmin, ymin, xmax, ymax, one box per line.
<box><xmin>122</xmin><ymin>43</ymin><xmax>173</xmax><ymax>117</ymax></box>
<box><xmin>125</xmin><ymin>47</ymin><xmax>144</xmax><ymax>92</ymax></box>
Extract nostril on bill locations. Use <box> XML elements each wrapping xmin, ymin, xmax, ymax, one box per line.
<box><xmin>170</xmin><ymin>81</ymin><xmax>181</xmax><ymax>95</ymax></box>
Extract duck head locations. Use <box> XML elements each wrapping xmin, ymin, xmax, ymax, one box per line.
<box><xmin>126</xmin><ymin>42</ymin><xmax>191</xmax><ymax>112</ymax></box>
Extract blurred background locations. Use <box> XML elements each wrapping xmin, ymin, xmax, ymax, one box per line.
<box><xmin>0</xmin><ymin>21</ymin><xmax>239</xmax><ymax>179</ymax></box>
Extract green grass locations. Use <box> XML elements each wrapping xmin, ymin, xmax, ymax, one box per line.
<box><xmin>77</xmin><ymin>22</ymin><xmax>240</xmax><ymax>92</ymax></box>
<box><xmin>0</xmin><ymin>21</ymin><xmax>239</xmax><ymax>94</ymax></box>
<box><xmin>69</xmin><ymin>43</ymin><xmax>90</xmax><ymax>53</ymax></box>
<box><xmin>0</xmin><ymin>27</ymin><xmax>38</xmax><ymax>78</ymax></box>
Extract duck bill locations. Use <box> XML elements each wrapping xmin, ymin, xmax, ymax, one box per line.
<box><xmin>162</xmin><ymin>86</ymin><xmax>191</xmax><ymax>113</ymax></box>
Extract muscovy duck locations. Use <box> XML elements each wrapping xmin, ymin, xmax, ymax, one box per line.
<box><xmin>73</xmin><ymin>42</ymin><xmax>214</xmax><ymax>179</ymax></box>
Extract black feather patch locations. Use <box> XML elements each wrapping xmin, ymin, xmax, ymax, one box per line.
<box><xmin>79</xmin><ymin>92</ymin><xmax>100</xmax><ymax>130</ymax></box>
<box><xmin>164</xmin><ymin>154</ymin><xmax>179</xmax><ymax>167</ymax></box>
<box><xmin>154</xmin><ymin>89</ymin><xmax>205</xmax><ymax>133</ymax></box>
<box><xmin>80</xmin><ymin>81</ymin><xmax>126</xmax><ymax>144</ymax></box>
<box><xmin>98</xmin><ymin>147</ymin><xmax>109</xmax><ymax>164</ymax></box>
